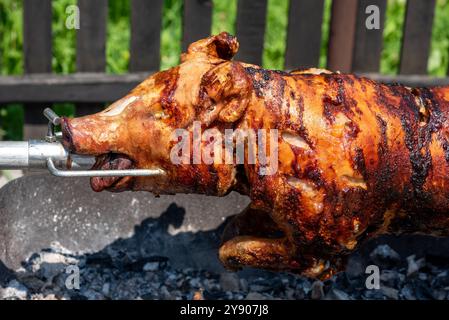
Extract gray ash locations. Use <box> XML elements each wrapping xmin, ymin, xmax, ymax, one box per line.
<box><xmin>1</xmin><ymin>242</ymin><xmax>449</xmax><ymax>300</ymax></box>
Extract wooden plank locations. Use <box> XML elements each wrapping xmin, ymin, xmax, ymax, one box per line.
<box><xmin>284</xmin><ymin>0</ymin><xmax>325</xmax><ymax>70</ymax></box>
<box><xmin>182</xmin><ymin>0</ymin><xmax>213</xmax><ymax>52</ymax></box>
<box><xmin>358</xmin><ymin>73</ymin><xmax>449</xmax><ymax>87</ymax></box>
<box><xmin>23</xmin><ymin>0</ymin><xmax>52</xmax><ymax>139</ymax></box>
<box><xmin>76</xmin><ymin>0</ymin><xmax>107</xmax><ymax>72</ymax></box>
<box><xmin>130</xmin><ymin>0</ymin><xmax>163</xmax><ymax>72</ymax></box>
<box><xmin>399</xmin><ymin>0</ymin><xmax>436</xmax><ymax>75</ymax></box>
<box><xmin>352</xmin><ymin>0</ymin><xmax>387</xmax><ymax>73</ymax></box>
<box><xmin>1</xmin><ymin>72</ymin><xmax>449</xmax><ymax>104</ymax></box>
<box><xmin>235</xmin><ymin>0</ymin><xmax>268</xmax><ymax>65</ymax></box>
<box><xmin>327</xmin><ymin>0</ymin><xmax>358</xmax><ymax>73</ymax></box>
<box><xmin>23</xmin><ymin>0</ymin><xmax>52</xmax><ymax>73</ymax></box>
<box><xmin>76</xmin><ymin>0</ymin><xmax>108</xmax><ymax>115</ymax></box>
<box><xmin>0</xmin><ymin>73</ymin><xmax>151</xmax><ymax>103</ymax></box>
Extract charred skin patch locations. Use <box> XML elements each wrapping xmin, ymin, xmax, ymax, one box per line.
<box><xmin>175</xmin><ymin>163</ymin><xmax>220</xmax><ymax>195</ymax></box>
<box><xmin>321</xmin><ymin>76</ymin><xmax>357</xmax><ymax>124</ymax></box>
<box><xmin>399</xmin><ymin>93</ymin><xmax>432</xmax><ymax>205</ymax></box>
<box><xmin>345</xmin><ymin>120</ymin><xmax>360</xmax><ymax>140</ymax></box>
<box><xmin>245</xmin><ymin>67</ymin><xmax>272</xmax><ymax>98</ymax></box>
<box><xmin>296</xmin><ymin>96</ymin><xmax>313</xmax><ymax>146</ymax></box>
<box><xmin>154</xmin><ymin>66</ymin><xmax>181</xmax><ymax>125</ymax></box>
<box><xmin>420</xmin><ymin>88</ymin><xmax>449</xmax><ymax>164</ymax></box>
<box><xmin>255</xmin><ymin>70</ymin><xmax>286</xmax><ymax>123</ymax></box>
<box><xmin>287</xmin><ymin>90</ymin><xmax>314</xmax><ymax>148</ymax></box>
<box><xmin>375</xmin><ymin>115</ymin><xmax>390</xmax><ymax>187</ymax></box>
<box><xmin>353</xmin><ymin>147</ymin><xmax>367</xmax><ymax>179</ymax></box>
<box><xmin>240</xmin><ymin>66</ymin><xmax>449</xmax><ymax>275</ymax></box>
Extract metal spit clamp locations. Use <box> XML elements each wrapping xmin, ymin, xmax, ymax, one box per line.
<box><xmin>0</xmin><ymin>108</ymin><xmax>165</xmax><ymax>178</ymax></box>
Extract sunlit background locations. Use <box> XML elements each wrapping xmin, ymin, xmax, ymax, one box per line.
<box><xmin>0</xmin><ymin>0</ymin><xmax>449</xmax><ymax>141</ymax></box>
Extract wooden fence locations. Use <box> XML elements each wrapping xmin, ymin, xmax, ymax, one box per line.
<box><xmin>0</xmin><ymin>0</ymin><xmax>448</xmax><ymax>138</ymax></box>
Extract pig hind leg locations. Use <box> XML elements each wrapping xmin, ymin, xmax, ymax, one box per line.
<box><xmin>219</xmin><ymin>205</ymin><xmax>299</xmax><ymax>271</ymax></box>
<box><xmin>220</xmin><ymin>205</ymin><xmax>284</xmax><ymax>243</ymax></box>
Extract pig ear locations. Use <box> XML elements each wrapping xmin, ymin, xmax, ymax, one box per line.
<box><xmin>201</xmin><ymin>62</ymin><xmax>251</xmax><ymax>123</ymax></box>
<box><xmin>182</xmin><ymin>32</ymin><xmax>239</xmax><ymax>62</ymax></box>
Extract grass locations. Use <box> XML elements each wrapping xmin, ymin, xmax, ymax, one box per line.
<box><xmin>0</xmin><ymin>0</ymin><xmax>449</xmax><ymax>140</ymax></box>
<box><xmin>429</xmin><ymin>0</ymin><xmax>449</xmax><ymax>76</ymax></box>
<box><xmin>380</xmin><ymin>0</ymin><xmax>406</xmax><ymax>74</ymax></box>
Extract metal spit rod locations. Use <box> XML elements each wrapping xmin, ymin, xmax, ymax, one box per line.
<box><xmin>0</xmin><ymin>140</ymin><xmax>87</xmax><ymax>169</ymax></box>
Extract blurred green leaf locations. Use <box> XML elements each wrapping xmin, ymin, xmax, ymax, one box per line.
<box><xmin>1</xmin><ymin>0</ymin><xmax>449</xmax><ymax>141</ymax></box>
<box><xmin>212</xmin><ymin>0</ymin><xmax>237</xmax><ymax>35</ymax></box>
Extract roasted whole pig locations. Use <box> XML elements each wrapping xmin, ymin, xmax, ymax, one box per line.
<box><xmin>61</xmin><ymin>33</ymin><xmax>449</xmax><ymax>279</ymax></box>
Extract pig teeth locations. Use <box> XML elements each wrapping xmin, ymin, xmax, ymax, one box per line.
<box><xmin>90</xmin><ymin>153</ymin><xmax>134</xmax><ymax>192</ymax></box>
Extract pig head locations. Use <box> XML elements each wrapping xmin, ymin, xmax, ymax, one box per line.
<box><xmin>62</xmin><ymin>32</ymin><xmax>252</xmax><ymax>196</ymax></box>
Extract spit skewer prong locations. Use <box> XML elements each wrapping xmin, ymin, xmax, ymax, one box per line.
<box><xmin>46</xmin><ymin>158</ymin><xmax>165</xmax><ymax>178</ymax></box>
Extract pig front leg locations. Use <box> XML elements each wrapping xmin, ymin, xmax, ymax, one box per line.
<box><xmin>219</xmin><ymin>205</ymin><xmax>300</xmax><ymax>273</ymax></box>
<box><xmin>219</xmin><ymin>205</ymin><xmax>342</xmax><ymax>279</ymax></box>
<box><xmin>219</xmin><ymin>235</ymin><xmax>296</xmax><ymax>272</ymax></box>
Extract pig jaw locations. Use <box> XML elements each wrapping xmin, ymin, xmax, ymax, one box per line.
<box><xmin>61</xmin><ymin>116</ymin><xmax>137</xmax><ymax>192</ymax></box>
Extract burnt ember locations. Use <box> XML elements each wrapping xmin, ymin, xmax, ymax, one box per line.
<box><xmin>1</xmin><ymin>242</ymin><xmax>449</xmax><ymax>300</ymax></box>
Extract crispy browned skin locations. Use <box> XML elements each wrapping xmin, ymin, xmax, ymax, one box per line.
<box><xmin>62</xmin><ymin>33</ymin><xmax>449</xmax><ymax>278</ymax></box>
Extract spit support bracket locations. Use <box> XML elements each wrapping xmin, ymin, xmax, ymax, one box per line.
<box><xmin>43</xmin><ymin>107</ymin><xmax>61</xmax><ymax>142</ymax></box>
<box><xmin>0</xmin><ymin>108</ymin><xmax>166</xmax><ymax>178</ymax></box>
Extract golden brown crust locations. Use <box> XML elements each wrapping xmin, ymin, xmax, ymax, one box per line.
<box><xmin>235</xmin><ymin>68</ymin><xmax>449</xmax><ymax>275</ymax></box>
<box><xmin>62</xmin><ymin>33</ymin><xmax>449</xmax><ymax>278</ymax></box>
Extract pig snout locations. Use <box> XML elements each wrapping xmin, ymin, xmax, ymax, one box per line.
<box><xmin>61</xmin><ymin>116</ymin><xmax>121</xmax><ymax>156</ymax></box>
<box><xmin>61</xmin><ymin>96</ymin><xmax>144</xmax><ymax>192</ymax></box>
<box><xmin>61</xmin><ymin>94</ymin><xmax>144</xmax><ymax>156</ymax></box>
<box><xmin>61</xmin><ymin>116</ymin><xmax>135</xmax><ymax>192</ymax></box>
<box><xmin>61</xmin><ymin>115</ymin><xmax>120</xmax><ymax>155</ymax></box>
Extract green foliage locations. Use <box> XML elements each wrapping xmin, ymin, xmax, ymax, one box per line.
<box><xmin>0</xmin><ymin>104</ymin><xmax>22</xmax><ymax>140</ymax></box>
<box><xmin>429</xmin><ymin>0</ymin><xmax>449</xmax><ymax>76</ymax></box>
<box><xmin>380</xmin><ymin>0</ymin><xmax>406</xmax><ymax>74</ymax></box>
<box><xmin>0</xmin><ymin>0</ymin><xmax>22</xmax><ymax>75</ymax></box>
<box><xmin>0</xmin><ymin>0</ymin><xmax>23</xmax><ymax>140</ymax></box>
<box><xmin>160</xmin><ymin>0</ymin><xmax>183</xmax><ymax>70</ymax></box>
<box><xmin>51</xmin><ymin>0</ymin><xmax>77</xmax><ymax>120</ymax></box>
<box><xmin>212</xmin><ymin>0</ymin><xmax>237</xmax><ymax>35</ymax></box>
<box><xmin>52</xmin><ymin>0</ymin><xmax>76</xmax><ymax>74</ymax></box>
<box><xmin>262</xmin><ymin>0</ymin><xmax>289</xmax><ymax>70</ymax></box>
<box><xmin>106</xmin><ymin>0</ymin><xmax>130</xmax><ymax>74</ymax></box>
<box><xmin>319</xmin><ymin>0</ymin><xmax>332</xmax><ymax>69</ymax></box>
<box><xmin>1</xmin><ymin>0</ymin><xmax>449</xmax><ymax>140</ymax></box>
